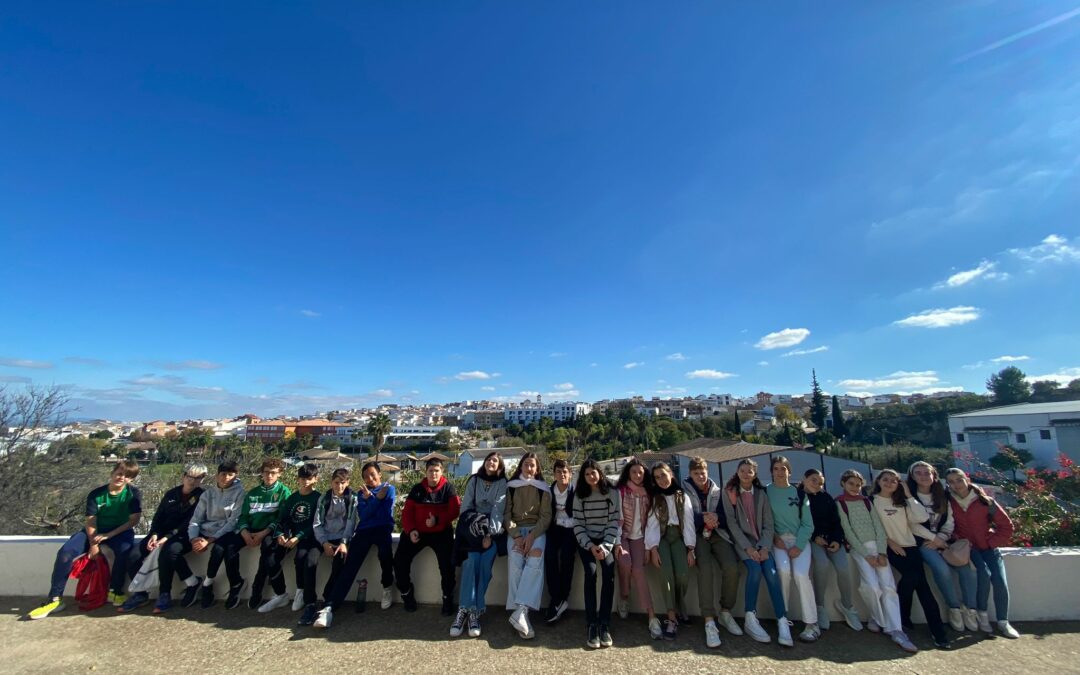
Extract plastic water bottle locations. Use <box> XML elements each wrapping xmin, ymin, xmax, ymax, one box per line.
<box><xmin>356</xmin><ymin>578</ymin><xmax>368</xmax><ymax>613</ymax></box>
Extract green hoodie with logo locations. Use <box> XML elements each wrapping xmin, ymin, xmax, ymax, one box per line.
<box><xmin>237</xmin><ymin>481</ymin><xmax>292</xmax><ymax>534</ymax></box>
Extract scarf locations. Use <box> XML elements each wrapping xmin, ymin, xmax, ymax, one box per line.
<box><xmin>507</xmin><ymin>478</ymin><xmax>550</xmax><ymax>492</ymax></box>
<box><xmin>952</xmin><ymin>488</ymin><xmax>978</xmax><ymax>511</ymax></box>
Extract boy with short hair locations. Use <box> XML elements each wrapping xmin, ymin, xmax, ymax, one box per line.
<box><xmin>394</xmin><ymin>458</ymin><xmax>461</xmax><ymax>615</ymax></box>
<box><xmin>29</xmin><ymin>460</ymin><xmax>143</xmax><ymax>620</ymax></box>
<box><xmin>261</xmin><ymin>462</ymin><xmax>321</xmax><ymax>619</ymax></box>
<box><xmin>187</xmin><ymin>460</ymin><xmax>247</xmax><ymax>609</ymax></box>
<box><xmin>119</xmin><ymin>462</ymin><xmax>208</xmax><ymax>613</ymax></box>
<box><xmin>238</xmin><ymin>457</ymin><xmax>292</xmax><ymax>610</ymax></box>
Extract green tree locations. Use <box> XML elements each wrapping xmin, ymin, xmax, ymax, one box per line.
<box><xmin>88</xmin><ymin>429</ymin><xmax>114</xmax><ymax>440</ymax></box>
<box><xmin>830</xmin><ymin>395</ymin><xmax>847</xmax><ymax>439</ymax></box>
<box><xmin>366</xmin><ymin>413</ymin><xmax>392</xmax><ymax>452</ymax></box>
<box><xmin>989</xmin><ymin>446</ymin><xmax>1034</xmax><ymax>472</ymax></box>
<box><xmin>987</xmin><ymin>366</ymin><xmax>1031</xmax><ymax>404</ymax></box>
<box><xmin>810</xmin><ymin>369</ymin><xmax>828</xmax><ymax>430</ymax></box>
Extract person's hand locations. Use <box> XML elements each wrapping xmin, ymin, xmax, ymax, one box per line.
<box><xmin>276</xmin><ymin>535</ymin><xmax>288</xmax><ymax>547</ymax></box>
<box><xmin>756</xmin><ymin>549</ymin><xmax>769</xmax><ymax>563</ymax></box>
<box><xmin>788</xmin><ymin>546</ymin><xmax>802</xmax><ymax>559</ymax></box>
<box><xmin>877</xmin><ymin>554</ymin><xmax>889</xmax><ymax>567</ymax></box>
<box><xmin>523</xmin><ymin>533</ymin><xmax>536</xmax><ymax>552</ymax></box>
<box><xmin>191</xmin><ymin>537</ymin><xmax>208</xmax><ymax>553</ymax></box>
<box><xmin>591</xmin><ymin>544</ymin><xmax>605</xmax><ymax>561</ymax></box>
<box><xmin>827</xmin><ymin>541</ymin><xmax>841</xmax><ymax>553</ymax></box>
<box><xmin>865</xmin><ymin>554</ymin><xmax>878</xmax><ymax>567</ymax></box>
<box><xmin>927</xmin><ymin>538</ymin><xmax>946</xmax><ymax>551</ymax></box>
<box><xmin>91</xmin><ymin>534</ymin><xmax>108</xmax><ymax>545</ymax></box>
<box><xmin>409</xmin><ymin>530</ymin><xmax>420</xmax><ymax>544</ymax></box>
<box><xmin>745</xmin><ymin>547</ymin><xmax>757</xmax><ymax>560</ymax></box>
<box><xmin>687</xmin><ymin>549</ymin><xmax>697</xmax><ymax>568</ymax></box>
<box><xmin>703</xmin><ymin>512</ymin><xmax>719</xmax><ymax>529</ymax></box>
<box><xmin>901</xmin><ymin>482</ymin><xmax>913</xmax><ymax>499</ymax></box>
<box><xmin>482</xmin><ymin>535</ymin><xmax>492</xmax><ymax>550</ymax></box>
<box><xmin>887</xmin><ymin>539</ymin><xmax>906</xmax><ymax>556</ymax></box>
<box><xmin>614</xmin><ymin>544</ymin><xmax>625</xmax><ymax>559</ymax></box>
<box><xmin>773</xmin><ymin>536</ymin><xmax>786</xmax><ymax>550</ymax></box>
<box><xmin>285</xmin><ymin>537</ymin><xmax>299</xmax><ymax>550</ymax></box>
<box><xmin>814</xmin><ymin>536</ymin><xmax>828</xmax><ymax>547</ymax></box>
<box><xmin>145</xmin><ymin>534</ymin><xmax>159</xmax><ymax>551</ymax></box>
<box><xmin>357</xmin><ymin>484</ymin><xmax>371</xmax><ymax>498</ymax></box>
<box><xmin>649</xmin><ymin>549</ymin><xmax>661</xmax><ymax>568</ymax></box>
<box><xmin>88</xmin><ymin>543</ymin><xmax>101</xmax><ymax>559</ymax></box>
<box><xmin>425</xmin><ymin>513</ymin><xmax>437</xmax><ymax>528</ymax></box>
<box><xmin>378</xmin><ymin>484</ymin><xmax>390</xmax><ymax>498</ymax></box>
<box><xmin>336</xmin><ymin>543</ymin><xmax>348</xmax><ymax>558</ymax></box>
<box><xmin>323</xmin><ymin>542</ymin><xmax>335</xmax><ymax>556</ymax></box>
<box><xmin>254</xmin><ymin>530</ymin><xmax>268</xmax><ymax>545</ymax></box>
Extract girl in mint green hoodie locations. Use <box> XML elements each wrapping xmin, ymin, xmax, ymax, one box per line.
<box><xmin>767</xmin><ymin>456</ymin><xmax>819</xmax><ymax>642</ymax></box>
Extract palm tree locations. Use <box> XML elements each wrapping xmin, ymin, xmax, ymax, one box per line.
<box><xmin>366</xmin><ymin>414</ymin><xmax>392</xmax><ymax>453</ymax></box>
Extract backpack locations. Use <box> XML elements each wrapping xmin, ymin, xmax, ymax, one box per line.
<box><xmin>70</xmin><ymin>554</ymin><xmax>110</xmax><ymax>611</ymax></box>
<box><xmin>838</xmin><ymin>496</ymin><xmax>873</xmax><ymax>517</ymax></box>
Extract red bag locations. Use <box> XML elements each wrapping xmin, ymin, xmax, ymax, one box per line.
<box><xmin>69</xmin><ymin>554</ymin><xmax>110</xmax><ymax>611</ymax></box>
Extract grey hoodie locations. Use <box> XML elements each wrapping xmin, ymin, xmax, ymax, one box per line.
<box><xmin>187</xmin><ymin>478</ymin><xmax>246</xmax><ymax>540</ymax></box>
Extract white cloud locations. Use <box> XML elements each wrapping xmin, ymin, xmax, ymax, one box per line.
<box><xmin>549</xmin><ymin>352</ymin><xmax>566</xmax><ymax>358</ymax></box>
<box><xmin>896</xmin><ymin>386</ymin><xmax>964</xmax><ymax>396</ymax></box>
<box><xmin>665</xmin><ymin>353</ymin><xmax>687</xmax><ymax>361</ymax></box>
<box><xmin>844</xmin><ymin>391</ymin><xmax>874</xmax><ymax>398</ymax></box>
<box><xmin>1026</xmin><ymin>367</ymin><xmax>1080</xmax><ymax>386</ymax></box>
<box><xmin>623</xmin><ymin>362</ymin><xmax>644</xmax><ymax>369</ymax></box>
<box><xmin>894</xmin><ymin>306</ymin><xmax>980</xmax><ymax>328</ymax></box>
<box><xmin>838</xmin><ymin>370</ymin><xmax>940</xmax><ymax>390</ymax></box>
<box><xmin>480</xmin><ymin>386</ymin><xmax>496</xmax><ymax>392</ymax></box>
<box><xmin>518</xmin><ymin>390</ymin><xmax>540</xmax><ymax>397</ymax></box>
<box><xmin>935</xmin><ymin>260</ymin><xmax>1008</xmax><ymax>289</ymax></box>
<box><xmin>781</xmin><ymin>346</ymin><xmax>829</xmax><ymax>358</ymax></box>
<box><xmin>589</xmin><ymin>363</ymin><xmax>598</xmax><ymax>368</ymax></box>
<box><xmin>991</xmin><ymin>355</ymin><xmax>1030</xmax><ymax>363</ymax></box>
<box><xmin>1008</xmin><ymin>234</ymin><xmax>1080</xmax><ymax>264</ymax></box>
<box><xmin>757</xmin><ymin>361</ymin><xmax>769</xmax><ymax>367</ymax></box>
<box><xmin>755</xmin><ymin>328</ymin><xmax>810</xmax><ymax>350</ymax></box>
<box><xmin>545</xmin><ymin>389</ymin><xmax>581</xmax><ymax>399</ymax></box>
<box><xmin>299</xmin><ymin>309</ymin><xmax>320</xmax><ymax>318</ymax></box>
<box><xmin>553</xmin><ymin>382</ymin><xmax>575</xmax><ymax>391</ymax></box>
<box><xmin>159</xmin><ymin>359</ymin><xmax>223</xmax><ymax>370</ymax></box>
<box><xmin>453</xmin><ymin>371</ymin><xmax>498</xmax><ymax>381</ymax></box>
<box><xmin>0</xmin><ymin>357</ymin><xmax>53</xmax><ymax>369</ymax></box>
<box><xmin>655</xmin><ymin>387</ymin><xmax>688</xmax><ymax>396</ymax></box>
<box><xmin>686</xmin><ymin>369</ymin><xmax>737</xmax><ymax>380</ymax></box>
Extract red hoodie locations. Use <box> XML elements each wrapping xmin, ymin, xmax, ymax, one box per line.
<box><xmin>401</xmin><ymin>477</ymin><xmax>461</xmax><ymax>535</ymax></box>
<box><xmin>951</xmin><ymin>495</ymin><xmax>1014</xmax><ymax>550</ymax></box>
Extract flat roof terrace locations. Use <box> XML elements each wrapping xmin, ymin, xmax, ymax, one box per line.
<box><xmin>4</xmin><ymin>597</ymin><xmax>1079</xmax><ymax>674</ymax></box>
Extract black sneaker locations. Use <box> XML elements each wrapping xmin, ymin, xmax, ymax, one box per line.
<box><xmin>200</xmin><ymin>585</ymin><xmax>215</xmax><ymax>609</ymax></box>
<box><xmin>247</xmin><ymin>592</ymin><xmax>263</xmax><ymax>610</ymax></box>
<box><xmin>935</xmin><ymin>637</ymin><xmax>952</xmax><ymax>650</ymax></box>
<box><xmin>225</xmin><ymin>581</ymin><xmax>245</xmax><ymax>610</ymax></box>
<box><xmin>402</xmin><ymin>589</ymin><xmax>418</xmax><ymax>612</ymax></box>
<box><xmin>663</xmin><ymin>618</ymin><xmax>678</xmax><ymax>641</ymax></box>
<box><xmin>599</xmin><ymin>623</ymin><xmax>613</xmax><ymax>648</ymax></box>
<box><xmin>546</xmin><ymin>600</ymin><xmax>568</xmax><ymax>624</ymax></box>
<box><xmin>298</xmin><ymin>603</ymin><xmax>318</xmax><ymax>626</ymax></box>
<box><xmin>441</xmin><ymin>595</ymin><xmax>454</xmax><ymax>617</ymax></box>
<box><xmin>181</xmin><ymin>579</ymin><xmax>203</xmax><ymax>608</ymax></box>
<box><xmin>586</xmin><ymin>623</ymin><xmax>601</xmax><ymax>649</ymax></box>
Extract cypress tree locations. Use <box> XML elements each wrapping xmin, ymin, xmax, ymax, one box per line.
<box><xmin>831</xmin><ymin>395</ymin><xmax>847</xmax><ymax>439</ymax></box>
<box><xmin>810</xmin><ymin>369</ymin><xmax>828</xmax><ymax>430</ymax></box>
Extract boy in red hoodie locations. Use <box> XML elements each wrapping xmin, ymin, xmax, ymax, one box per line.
<box><xmin>394</xmin><ymin>458</ymin><xmax>461</xmax><ymax>616</ymax></box>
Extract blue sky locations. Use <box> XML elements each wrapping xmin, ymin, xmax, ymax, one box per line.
<box><xmin>2</xmin><ymin>2</ymin><xmax>1079</xmax><ymax>420</ymax></box>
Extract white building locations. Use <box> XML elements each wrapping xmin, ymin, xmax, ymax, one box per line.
<box><xmin>948</xmin><ymin>401</ymin><xmax>1080</xmax><ymax>469</ymax></box>
<box><xmin>336</xmin><ymin>425</ymin><xmax>459</xmax><ymax>447</ymax></box>
<box><xmin>451</xmin><ymin>447</ymin><xmax>527</xmax><ymax>478</ymax></box>
<box><xmin>503</xmin><ymin>402</ymin><xmax>592</xmax><ymax>426</ymax></box>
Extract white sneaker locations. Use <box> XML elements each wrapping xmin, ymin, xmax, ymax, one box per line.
<box><xmin>978</xmin><ymin>610</ymin><xmax>993</xmax><ymax>633</ymax></box>
<box><xmin>518</xmin><ymin>612</ymin><xmax>535</xmax><ymax>639</ymax></box>
<box><xmin>291</xmin><ymin>589</ymin><xmax>305</xmax><ymax>611</ymax></box>
<box><xmin>838</xmin><ymin>602</ymin><xmax>863</xmax><ymax>631</ymax></box>
<box><xmin>948</xmin><ymin>607</ymin><xmax>964</xmax><ymax>632</ymax></box>
<box><xmin>509</xmin><ymin>606</ymin><xmax>529</xmax><ymax>635</ymax></box>
<box><xmin>777</xmin><ymin>617</ymin><xmax>794</xmax><ymax>647</ymax></box>
<box><xmin>817</xmin><ymin>606</ymin><xmax>830</xmax><ymax>630</ymax></box>
<box><xmin>467</xmin><ymin>611</ymin><xmax>482</xmax><ymax>638</ymax></box>
<box><xmin>313</xmin><ymin>606</ymin><xmax>333</xmax><ymax>629</ymax></box>
<box><xmin>450</xmin><ymin>607</ymin><xmax>468</xmax><ymax>637</ymax></box>
<box><xmin>743</xmin><ymin>611</ymin><xmax>771</xmax><ymax>643</ymax></box>
<box><xmin>963</xmin><ymin>607</ymin><xmax>979</xmax><ymax>631</ymax></box>
<box><xmin>718</xmin><ymin>610</ymin><xmax>743</xmax><ymax>636</ymax></box>
<box><xmin>704</xmin><ymin>621</ymin><xmax>722</xmax><ymax>648</ymax></box>
<box><xmin>997</xmin><ymin>620</ymin><xmax>1020</xmax><ymax>639</ymax></box>
<box><xmin>867</xmin><ymin>618</ymin><xmax>882</xmax><ymax>633</ymax></box>
<box><xmin>381</xmin><ymin>586</ymin><xmax>393</xmax><ymax>610</ymax></box>
<box><xmin>648</xmin><ymin>616</ymin><xmax>663</xmax><ymax>639</ymax></box>
<box><xmin>891</xmin><ymin>630</ymin><xmax>918</xmax><ymax>653</ymax></box>
<box><xmin>618</xmin><ymin>596</ymin><xmax>629</xmax><ymax>619</ymax></box>
<box><xmin>258</xmin><ymin>593</ymin><xmax>291</xmax><ymax>613</ymax></box>
<box><xmin>799</xmin><ymin>623</ymin><xmax>821</xmax><ymax>642</ymax></box>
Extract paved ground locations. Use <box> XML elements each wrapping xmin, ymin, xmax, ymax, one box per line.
<box><xmin>3</xmin><ymin>596</ymin><xmax>1079</xmax><ymax>674</ymax></box>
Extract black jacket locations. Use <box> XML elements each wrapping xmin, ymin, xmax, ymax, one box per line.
<box><xmin>804</xmin><ymin>488</ymin><xmax>845</xmax><ymax>546</ymax></box>
<box><xmin>149</xmin><ymin>485</ymin><xmax>204</xmax><ymax>541</ymax></box>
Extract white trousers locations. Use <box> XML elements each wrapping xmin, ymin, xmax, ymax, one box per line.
<box><xmin>772</xmin><ymin>535</ymin><xmax>817</xmax><ymax>624</ymax></box>
<box><xmin>852</xmin><ymin>552</ymin><xmax>902</xmax><ymax>633</ymax></box>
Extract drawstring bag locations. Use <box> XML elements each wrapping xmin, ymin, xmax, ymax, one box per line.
<box><xmin>943</xmin><ymin>538</ymin><xmax>971</xmax><ymax>566</ymax></box>
<box><xmin>128</xmin><ymin>545</ymin><xmax>163</xmax><ymax>594</ymax></box>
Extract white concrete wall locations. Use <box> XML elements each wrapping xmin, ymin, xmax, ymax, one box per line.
<box><xmin>2</xmin><ymin>536</ymin><xmax>1076</xmax><ymax>622</ymax></box>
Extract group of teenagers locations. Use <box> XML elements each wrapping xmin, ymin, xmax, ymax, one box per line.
<box><xmin>27</xmin><ymin>451</ymin><xmax>1020</xmax><ymax>654</ymax></box>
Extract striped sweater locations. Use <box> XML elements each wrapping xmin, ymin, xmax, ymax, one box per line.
<box><xmin>573</xmin><ymin>487</ymin><xmax>621</xmax><ymax>553</ymax></box>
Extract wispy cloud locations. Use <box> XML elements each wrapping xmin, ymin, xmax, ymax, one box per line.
<box><xmin>894</xmin><ymin>306</ymin><xmax>980</xmax><ymax>328</ymax></box>
<box><xmin>782</xmin><ymin>346</ymin><xmax>829</xmax><ymax>358</ymax></box>
<box><xmin>623</xmin><ymin>362</ymin><xmax>644</xmax><ymax>369</ymax></box>
<box><xmin>549</xmin><ymin>352</ymin><xmax>566</xmax><ymax>358</ymax></box>
<box><xmin>480</xmin><ymin>386</ymin><xmax>496</xmax><ymax>392</ymax></box>
<box><xmin>1026</xmin><ymin>367</ymin><xmax>1080</xmax><ymax>385</ymax></box>
<box><xmin>757</xmin><ymin>361</ymin><xmax>769</xmax><ymax>367</ymax></box>
<box><xmin>992</xmin><ymin>355</ymin><xmax>1031</xmax><ymax>363</ymax></box>
<box><xmin>64</xmin><ymin>356</ymin><xmax>107</xmax><ymax>367</ymax></box>
<box><xmin>0</xmin><ymin>357</ymin><xmax>54</xmax><ymax>369</ymax></box>
<box><xmin>839</xmin><ymin>370</ymin><xmax>940</xmax><ymax>390</ymax></box>
<box><xmin>1008</xmin><ymin>234</ymin><xmax>1080</xmax><ymax>264</ymax></box>
<box><xmin>935</xmin><ymin>260</ymin><xmax>1008</xmax><ymax>289</ymax></box>
<box><xmin>665</xmin><ymin>353</ymin><xmax>687</xmax><ymax>361</ymax></box>
<box><xmin>755</xmin><ymin>328</ymin><xmax>810</xmax><ymax>350</ymax></box>
<box><xmin>552</xmin><ymin>382</ymin><xmax>575</xmax><ymax>391</ymax></box>
<box><xmin>280</xmin><ymin>380</ymin><xmax>325</xmax><ymax>391</ymax></box>
<box><xmin>655</xmin><ymin>387</ymin><xmax>688</xmax><ymax>396</ymax></box>
<box><xmin>0</xmin><ymin>375</ymin><xmax>32</xmax><ymax>383</ymax></box>
<box><xmin>451</xmin><ymin>370</ymin><xmax>500</xmax><ymax>381</ymax></box>
<box><xmin>159</xmin><ymin>360</ymin><xmax>223</xmax><ymax>371</ymax></box>
<box><xmin>299</xmin><ymin>309</ymin><xmax>321</xmax><ymax>318</ymax></box>
<box><xmin>954</xmin><ymin>6</ymin><xmax>1080</xmax><ymax>64</ymax></box>
<box><xmin>686</xmin><ymin>369</ymin><xmax>737</xmax><ymax>380</ymax></box>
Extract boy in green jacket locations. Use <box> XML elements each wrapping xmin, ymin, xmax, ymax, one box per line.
<box><xmin>238</xmin><ymin>458</ymin><xmax>292</xmax><ymax>609</ymax></box>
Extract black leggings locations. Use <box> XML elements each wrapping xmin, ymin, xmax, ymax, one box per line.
<box><xmin>252</xmin><ymin>536</ymin><xmax>287</xmax><ymax>598</ymax></box>
<box><xmin>291</xmin><ymin>539</ymin><xmax>347</xmax><ymax>605</ymax></box>
<box><xmin>206</xmin><ymin>531</ymin><xmax>244</xmax><ymax>586</ymax></box>
<box><xmin>578</xmin><ymin>546</ymin><xmax>615</xmax><ymax>626</ymax></box>
<box><xmin>394</xmin><ymin>529</ymin><xmax>455</xmax><ymax>600</ymax></box>
<box><xmin>544</xmin><ymin>524</ymin><xmax>577</xmax><ymax>606</ymax></box>
<box><xmin>158</xmin><ymin>539</ymin><xmax>194</xmax><ymax>591</ymax></box>
<box><xmin>889</xmin><ymin>546</ymin><xmax>947</xmax><ymax>643</ymax></box>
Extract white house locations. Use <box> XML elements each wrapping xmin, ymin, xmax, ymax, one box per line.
<box><xmin>948</xmin><ymin>401</ymin><xmax>1080</xmax><ymax>469</ymax></box>
<box><xmin>451</xmin><ymin>447</ymin><xmax>526</xmax><ymax>478</ymax></box>
<box><xmin>504</xmin><ymin>402</ymin><xmax>592</xmax><ymax>426</ymax></box>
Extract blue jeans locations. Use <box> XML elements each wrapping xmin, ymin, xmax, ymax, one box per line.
<box><xmin>743</xmin><ymin>556</ymin><xmax>786</xmax><ymax>618</ymax></box>
<box><xmin>920</xmin><ymin>545</ymin><xmax>976</xmax><ymax>609</ymax></box>
<box><xmin>49</xmin><ymin>529</ymin><xmax>136</xmax><ymax>597</ymax></box>
<box><xmin>459</xmin><ymin>545</ymin><xmax>497</xmax><ymax>614</ymax></box>
<box><xmin>970</xmin><ymin>548</ymin><xmax>1010</xmax><ymax>621</ymax></box>
<box><xmin>506</xmin><ymin>525</ymin><xmax>546</xmax><ymax>611</ymax></box>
